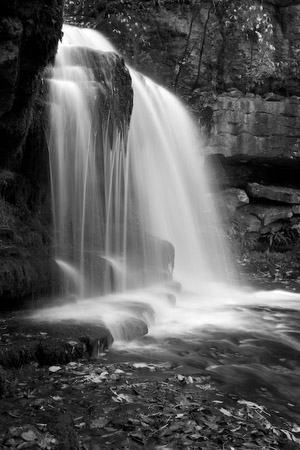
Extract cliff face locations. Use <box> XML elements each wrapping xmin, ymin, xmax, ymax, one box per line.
<box><xmin>0</xmin><ymin>0</ymin><xmax>65</xmax><ymax>168</ymax></box>
<box><xmin>206</xmin><ymin>94</ymin><xmax>300</xmax><ymax>158</ymax></box>
<box><xmin>0</xmin><ymin>1</ymin><xmax>134</xmax><ymax>306</ymax></box>
<box><xmin>0</xmin><ymin>0</ymin><xmax>65</xmax><ymax>307</ymax></box>
<box><xmin>70</xmin><ymin>0</ymin><xmax>300</xmax><ymax>160</ymax></box>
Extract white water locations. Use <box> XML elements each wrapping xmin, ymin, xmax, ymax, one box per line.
<box><xmin>48</xmin><ymin>24</ymin><xmax>232</xmax><ymax>294</ymax></box>
<box><xmin>35</xmin><ymin>25</ymin><xmax>300</xmax><ymax>415</ymax></box>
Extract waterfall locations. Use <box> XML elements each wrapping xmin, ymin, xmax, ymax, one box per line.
<box><xmin>48</xmin><ymin>24</ymin><xmax>233</xmax><ymax>296</ymax></box>
<box><xmin>35</xmin><ymin>25</ymin><xmax>300</xmax><ymax>417</ymax></box>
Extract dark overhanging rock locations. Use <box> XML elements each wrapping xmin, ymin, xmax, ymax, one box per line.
<box><xmin>0</xmin><ymin>1</ymin><xmax>65</xmax><ymax>307</ymax></box>
<box><xmin>0</xmin><ymin>2</ymin><xmax>135</xmax><ymax>307</ymax></box>
<box><xmin>0</xmin><ymin>0</ymin><xmax>65</xmax><ymax>169</ymax></box>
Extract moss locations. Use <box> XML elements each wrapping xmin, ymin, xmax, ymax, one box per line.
<box><xmin>35</xmin><ymin>340</ymin><xmax>85</xmax><ymax>366</ymax></box>
<box><xmin>0</xmin><ymin>344</ymin><xmax>36</xmax><ymax>369</ymax></box>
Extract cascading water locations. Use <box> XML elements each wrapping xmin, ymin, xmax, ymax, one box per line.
<box><xmin>33</xmin><ymin>24</ymin><xmax>300</xmax><ymax>419</ymax></box>
<box><xmin>48</xmin><ymin>24</ymin><xmax>233</xmax><ymax>294</ymax></box>
<box><xmin>48</xmin><ymin>26</ymin><xmax>131</xmax><ymax>294</ymax></box>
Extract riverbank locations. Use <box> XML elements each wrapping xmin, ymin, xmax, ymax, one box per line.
<box><xmin>1</xmin><ymin>350</ymin><xmax>299</xmax><ymax>450</ymax></box>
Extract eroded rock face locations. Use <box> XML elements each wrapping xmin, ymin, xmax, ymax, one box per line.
<box><xmin>206</xmin><ymin>95</ymin><xmax>300</xmax><ymax>158</ymax></box>
<box><xmin>0</xmin><ymin>18</ymin><xmax>23</xmax><ymax>119</ymax></box>
<box><xmin>0</xmin><ymin>0</ymin><xmax>65</xmax><ymax>168</ymax></box>
<box><xmin>65</xmin><ymin>0</ymin><xmax>300</xmax><ymax>161</ymax></box>
<box><xmin>0</xmin><ymin>2</ymin><xmax>134</xmax><ymax>307</ymax></box>
<box><xmin>0</xmin><ymin>1</ymin><xmax>65</xmax><ymax>307</ymax></box>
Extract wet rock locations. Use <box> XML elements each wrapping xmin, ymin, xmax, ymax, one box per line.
<box><xmin>242</xmin><ymin>204</ymin><xmax>293</xmax><ymax>226</ymax></box>
<box><xmin>112</xmin><ymin>317</ymin><xmax>148</xmax><ymax>342</ymax></box>
<box><xmin>35</xmin><ymin>339</ymin><xmax>85</xmax><ymax>366</ymax></box>
<box><xmin>0</xmin><ymin>17</ymin><xmax>23</xmax><ymax>118</ymax></box>
<box><xmin>0</xmin><ymin>343</ymin><xmax>36</xmax><ymax>369</ymax></box>
<box><xmin>0</xmin><ymin>0</ymin><xmax>64</xmax><ymax>306</ymax></box>
<box><xmin>233</xmin><ymin>210</ymin><xmax>261</xmax><ymax>233</ymax></box>
<box><xmin>218</xmin><ymin>188</ymin><xmax>250</xmax><ymax>219</ymax></box>
<box><xmin>0</xmin><ymin>319</ymin><xmax>114</xmax><ymax>368</ymax></box>
<box><xmin>260</xmin><ymin>220</ymin><xmax>284</xmax><ymax>235</ymax></box>
<box><xmin>224</xmin><ymin>188</ymin><xmax>249</xmax><ymax>207</ymax></box>
<box><xmin>246</xmin><ymin>183</ymin><xmax>300</xmax><ymax>204</ymax></box>
<box><xmin>79</xmin><ymin>334</ymin><xmax>113</xmax><ymax>357</ymax></box>
<box><xmin>0</xmin><ymin>365</ymin><xmax>6</xmax><ymax>397</ymax></box>
<box><xmin>165</xmin><ymin>280</ymin><xmax>182</xmax><ymax>293</ymax></box>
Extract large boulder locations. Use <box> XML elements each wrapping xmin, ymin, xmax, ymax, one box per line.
<box><xmin>246</xmin><ymin>183</ymin><xmax>300</xmax><ymax>204</ymax></box>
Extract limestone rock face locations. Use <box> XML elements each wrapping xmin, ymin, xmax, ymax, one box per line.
<box><xmin>206</xmin><ymin>95</ymin><xmax>300</xmax><ymax>158</ymax></box>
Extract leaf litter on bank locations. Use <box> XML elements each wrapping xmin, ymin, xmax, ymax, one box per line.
<box><xmin>1</xmin><ymin>359</ymin><xmax>299</xmax><ymax>450</ymax></box>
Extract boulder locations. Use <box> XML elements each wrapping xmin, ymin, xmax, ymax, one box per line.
<box><xmin>242</xmin><ymin>204</ymin><xmax>293</xmax><ymax>226</ymax></box>
<box><xmin>215</xmin><ymin>188</ymin><xmax>249</xmax><ymax>220</ymax></box>
<box><xmin>260</xmin><ymin>220</ymin><xmax>284</xmax><ymax>235</ymax></box>
<box><xmin>246</xmin><ymin>183</ymin><xmax>300</xmax><ymax>204</ymax></box>
<box><xmin>223</xmin><ymin>188</ymin><xmax>249</xmax><ymax>212</ymax></box>
<box><xmin>232</xmin><ymin>210</ymin><xmax>261</xmax><ymax>233</ymax></box>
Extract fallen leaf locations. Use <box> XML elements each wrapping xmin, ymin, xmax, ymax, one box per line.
<box><xmin>51</xmin><ymin>396</ymin><xmax>63</xmax><ymax>401</ymax></box>
<box><xmin>219</xmin><ymin>407</ymin><xmax>232</xmax><ymax>417</ymax></box>
<box><xmin>292</xmin><ymin>424</ymin><xmax>300</xmax><ymax>433</ymax></box>
<box><xmin>74</xmin><ymin>422</ymin><xmax>85</xmax><ymax>429</ymax></box>
<box><xmin>38</xmin><ymin>433</ymin><xmax>58</xmax><ymax>449</ymax></box>
<box><xmin>48</xmin><ymin>366</ymin><xmax>61</xmax><ymax>373</ymax></box>
<box><xmin>112</xmin><ymin>393</ymin><xmax>134</xmax><ymax>403</ymax></box>
<box><xmin>90</xmin><ymin>418</ymin><xmax>108</xmax><ymax>429</ymax></box>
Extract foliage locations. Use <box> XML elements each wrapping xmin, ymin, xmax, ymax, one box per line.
<box><xmin>214</xmin><ymin>0</ymin><xmax>275</xmax><ymax>91</ymax></box>
<box><xmin>261</xmin><ymin>221</ymin><xmax>300</xmax><ymax>252</ymax></box>
<box><xmin>172</xmin><ymin>0</ymin><xmax>276</xmax><ymax>95</ymax></box>
<box><xmin>64</xmin><ymin>0</ymin><xmax>277</xmax><ymax>96</ymax></box>
<box><xmin>228</xmin><ymin>220</ymin><xmax>259</xmax><ymax>254</ymax></box>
